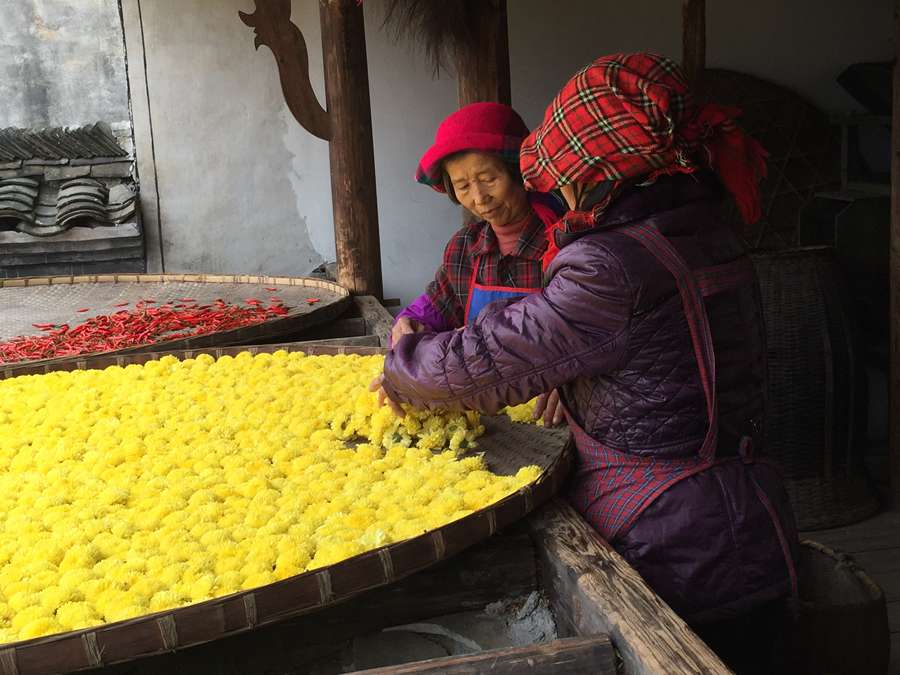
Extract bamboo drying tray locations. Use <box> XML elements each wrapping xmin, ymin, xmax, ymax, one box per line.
<box><xmin>0</xmin><ymin>274</ymin><xmax>350</xmax><ymax>369</ymax></box>
<box><xmin>0</xmin><ymin>344</ymin><xmax>571</xmax><ymax>675</ymax></box>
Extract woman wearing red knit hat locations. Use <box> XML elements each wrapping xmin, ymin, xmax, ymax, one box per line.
<box><xmin>388</xmin><ymin>101</ymin><xmax>566</xmax><ymax>423</ymax></box>
<box><xmin>381</xmin><ymin>54</ymin><xmax>798</xmax><ymax>671</ymax></box>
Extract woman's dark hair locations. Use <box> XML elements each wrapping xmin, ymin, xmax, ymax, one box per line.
<box><xmin>440</xmin><ymin>152</ymin><xmax>523</xmax><ymax>205</ymax></box>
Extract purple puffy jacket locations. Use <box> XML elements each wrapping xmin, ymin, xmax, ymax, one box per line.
<box><xmin>383</xmin><ymin>173</ymin><xmax>798</xmax><ymax>623</ymax></box>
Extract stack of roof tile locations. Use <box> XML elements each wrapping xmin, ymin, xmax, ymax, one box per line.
<box><xmin>0</xmin><ymin>176</ymin><xmax>136</xmax><ymax>237</ymax></box>
<box><xmin>0</xmin><ymin>122</ymin><xmax>143</xmax><ymax>277</ymax></box>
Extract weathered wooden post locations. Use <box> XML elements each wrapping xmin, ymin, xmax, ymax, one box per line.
<box><xmin>240</xmin><ymin>0</ymin><xmax>383</xmax><ymax>299</ymax></box>
<box><xmin>453</xmin><ymin>0</ymin><xmax>510</xmax><ymax>224</ymax></box>
<box><xmin>455</xmin><ymin>0</ymin><xmax>510</xmax><ymax>106</ymax></box>
<box><xmin>891</xmin><ymin>0</ymin><xmax>900</xmax><ymax>507</ymax></box>
<box><xmin>682</xmin><ymin>0</ymin><xmax>706</xmax><ymax>89</ymax></box>
<box><xmin>320</xmin><ymin>0</ymin><xmax>383</xmax><ymax>299</ymax></box>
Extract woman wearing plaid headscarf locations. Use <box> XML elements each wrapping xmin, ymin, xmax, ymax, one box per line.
<box><xmin>381</xmin><ymin>53</ymin><xmax>797</xmax><ymax>669</ymax></box>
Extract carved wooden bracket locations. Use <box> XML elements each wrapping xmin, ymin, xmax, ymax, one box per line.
<box><xmin>239</xmin><ymin>0</ymin><xmax>332</xmax><ymax>141</ymax></box>
<box><xmin>239</xmin><ymin>0</ymin><xmax>383</xmax><ymax>298</ymax></box>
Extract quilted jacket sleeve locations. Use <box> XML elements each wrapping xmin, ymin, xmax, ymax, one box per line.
<box><xmin>382</xmin><ymin>234</ymin><xmax>634</xmax><ymax>414</ymax></box>
<box><xmin>392</xmin><ymin>294</ymin><xmax>453</xmax><ymax>337</ymax></box>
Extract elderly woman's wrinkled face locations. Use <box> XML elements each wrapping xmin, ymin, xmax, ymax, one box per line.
<box><xmin>444</xmin><ymin>152</ymin><xmax>529</xmax><ymax>228</ymax></box>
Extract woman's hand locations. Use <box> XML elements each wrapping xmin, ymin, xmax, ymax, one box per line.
<box><xmin>391</xmin><ymin>317</ymin><xmax>425</xmax><ymax>347</ymax></box>
<box><xmin>368</xmin><ymin>373</ymin><xmax>406</xmax><ymax>418</ymax></box>
<box><xmin>533</xmin><ymin>389</ymin><xmax>565</xmax><ymax>427</ymax></box>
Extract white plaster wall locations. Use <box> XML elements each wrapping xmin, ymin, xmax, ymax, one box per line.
<box><xmin>0</xmin><ymin>0</ymin><xmax>129</xmax><ymax>129</ymax></box>
<box><xmin>362</xmin><ymin>2</ymin><xmax>459</xmax><ymax>304</ymax></box>
<box><xmin>127</xmin><ymin>0</ymin><xmax>893</xmax><ymax>303</ymax></box>
<box><xmin>510</xmin><ymin>0</ymin><xmax>893</xmax><ymax>128</ymax></box>
<box><xmin>125</xmin><ymin>0</ymin><xmax>331</xmax><ymax>276</ymax></box>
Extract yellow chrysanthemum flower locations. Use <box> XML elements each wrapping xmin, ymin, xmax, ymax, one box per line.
<box><xmin>0</xmin><ymin>351</ymin><xmax>544</xmax><ymax>644</ymax></box>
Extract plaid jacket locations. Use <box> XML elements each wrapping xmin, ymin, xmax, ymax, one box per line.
<box><xmin>426</xmin><ymin>213</ymin><xmax>548</xmax><ymax>328</ymax></box>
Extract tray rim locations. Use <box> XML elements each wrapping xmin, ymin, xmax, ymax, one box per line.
<box><xmin>0</xmin><ymin>344</ymin><xmax>572</xmax><ymax>675</ymax></box>
<box><xmin>0</xmin><ymin>274</ymin><xmax>351</xmax><ymax>372</ymax></box>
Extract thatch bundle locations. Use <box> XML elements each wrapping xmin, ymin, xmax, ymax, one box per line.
<box><xmin>379</xmin><ymin>0</ymin><xmax>487</xmax><ymax>74</ymax></box>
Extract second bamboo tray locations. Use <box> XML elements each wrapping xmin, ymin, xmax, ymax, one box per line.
<box><xmin>0</xmin><ymin>273</ymin><xmax>350</xmax><ymax>370</ymax></box>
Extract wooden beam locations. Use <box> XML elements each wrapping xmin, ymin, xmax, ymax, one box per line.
<box><xmin>353</xmin><ymin>295</ymin><xmax>395</xmax><ymax>347</ymax></box>
<box><xmin>348</xmin><ymin>635</ymin><xmax>616</xmax><ymax>674</ymax></box>
<box><xmin>293</xmin><ymin>334</ymin><xmax>381</xmax><ymax>347</ymax></box>
<box><xmin>455</xmin><ymin>0</ymin><xmax>511</xmax><ymax>106</ymax></box>
<box><xmin>527</xmin><ymin>500</ymin><xmax>730</xmax><ymax>675</ymax></box>
<box><xmin>892</xmin><ymin>0</ymin><xmax>900</xmax><ymax>509</ymax></box>
<box><xmin>320</xmin><ymin>0</ymin><xmax>384</xmax><ymax>298</ymax></box>
<box><xmin>296</xmin><ymin>316</ymin><xmax>368</xmax><ymax>340</ymax></box>
<box><xmin>681</xmin><ymin>0</ymin><xmax>706</xmax><ymax>89</ymax></box>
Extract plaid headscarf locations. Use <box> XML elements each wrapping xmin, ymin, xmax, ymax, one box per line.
<box><xmin>520</xmin><ymin>53</ymin><xmax>768</xmax><ymax>269</ymax></box>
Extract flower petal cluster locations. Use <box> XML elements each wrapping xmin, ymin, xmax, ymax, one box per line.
<box><xmin>0</xmin><ymin>351</ymin><xmax>541</xmax><ymax>643</ymax></box>
<box><xmin>503</xmin><ymin>399</ymin><xmax>542</xmax><ymax>425</ymax></box>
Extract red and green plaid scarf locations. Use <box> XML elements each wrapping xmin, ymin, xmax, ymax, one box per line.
<box><xmin>520</xmin><ymin>52</ymin><xmax>768</xmax><ymax>270</ymax></box>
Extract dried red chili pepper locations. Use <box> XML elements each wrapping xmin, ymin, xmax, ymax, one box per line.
<box><xmin>0</xmin><ymin>298</ymin><xmax>293</xmax><ymax>364</ymax></box>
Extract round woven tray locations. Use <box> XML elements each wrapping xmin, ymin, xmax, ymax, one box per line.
<box><xmin>0</xmin><ymin>274</ymin><xmax>350</xmax><ymax>368</ymax></box>
<box><xmin>0</xmin><ymin>344</ymin><xmax>571</xmax><ymax>675</ymax></box>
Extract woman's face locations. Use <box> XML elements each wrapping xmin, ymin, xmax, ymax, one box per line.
<box><xmin>444</xmin><ymin>152</ymin><xmax>529</xmax><ymax>228</ymax></box>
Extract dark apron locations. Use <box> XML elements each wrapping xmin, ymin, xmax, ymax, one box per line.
<box><xmin>565</xmin><ymin>221</ymin><xmax>797</xmax><ymax>593</ymax></box>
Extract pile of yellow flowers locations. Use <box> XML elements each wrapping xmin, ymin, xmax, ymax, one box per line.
<box><xmin>0</xmin><ymin>351</ymin><xmax>542</xmax><ymax>643</ymax></box>
<box><xmin>503</xmin><ymin>399</ymin><xmax>542</xmax><ymax>425</ymax></box>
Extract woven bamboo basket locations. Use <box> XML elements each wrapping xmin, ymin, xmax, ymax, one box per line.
<box><xmin>752</xmin><ymin>247</ymin><xmax>877</xmax><ymax>530</ymax></box>
<box><xmin>702</xmin><ymin>68</ymin><xmax>841</xmax><ymax>251</ymax></box>
<box><xmin>0</xmin><ymin>344</ymin><xmax>571</xmax><ymax>675</ymax></box>
<box><xmin>780</xmin><ymin>541</ymin><xmax>890</xmax><ymax>675</ymax></box>
<box><xmin>0</xmin><ymin>274</ymin><xmax>350</xmax><ymax>369</ymax></box>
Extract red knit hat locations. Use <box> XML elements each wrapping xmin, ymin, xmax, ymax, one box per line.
<box><xmin>416</xmin><ymin>102</ymin><xmax>529</xmax><ymax>192</ymax></box>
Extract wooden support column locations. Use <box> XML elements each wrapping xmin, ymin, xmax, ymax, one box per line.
<box><xmin>891</xmin><ymin>0</ymin><xmax>900</xmax><ymax>508</ymax></box>
<box><xmin>320</xmin><ymin>0</ymin><xmax>383</xmax><ymax>298</ymax></box>
<box><xmin>455</xmin><ymin>0</ymin><xmax>511</xmax><ymax>106</ymax></box>
<box><xmin>681</xmin><ymin>0</ymin><xmax>706</xmax><ymax>90</ymax></box>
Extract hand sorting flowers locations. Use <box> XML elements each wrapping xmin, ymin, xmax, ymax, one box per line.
<box><xmin>0</xmin><ymin>351</ymin><xmax>541</xmax><ymax>643</ymax></box>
